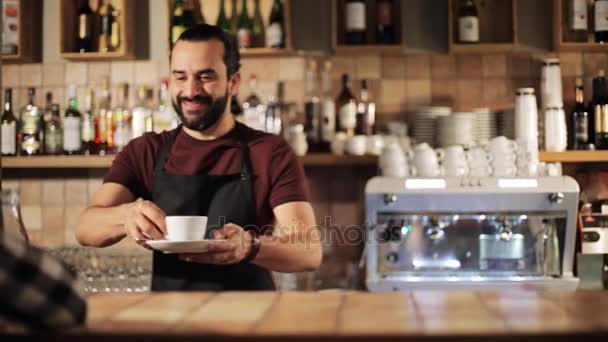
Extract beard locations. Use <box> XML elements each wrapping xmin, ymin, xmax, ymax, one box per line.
<box><xmin>172</xmin><ymin>90</ymin><xmax>229</xmax><ymax>131</ymax></box>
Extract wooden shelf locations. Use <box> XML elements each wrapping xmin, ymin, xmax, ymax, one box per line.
<box><xmin>539</xmin><ymin>151</ymin><xmax>608</xmax><ymax>163</ymax></box>
<box><xmin>60</xmin><ymin>51</ymin><xmax>135</xmax><ymax>61</ymax></box>
<box><xmin>1</xmin><ymin>154</ymin><xmax>378</xmax><ymax>169</ymax></box>
<box><xmin>554</xmin><ymin>42</ymin><xmax>608</xmax><ymax>52</ymax></box>
<box><xmin>334</xmin><ymin>44</ymin><xmax>403</xmax><ymax>55</ymax></box>
<box><xmin>239</xmin><ymin>47</ymin><xmax>295</xmax><ymax>57</ymax></box>
<box><xmin>450</xmin><ymin>43</ymin><xmax>516</xmax><ymax>54</ymax></box>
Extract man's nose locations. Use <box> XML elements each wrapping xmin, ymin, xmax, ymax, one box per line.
<box><xmin>182</xmin><ymin>78</ymin><xmax>204</xmax><ymax>98</ymax></box>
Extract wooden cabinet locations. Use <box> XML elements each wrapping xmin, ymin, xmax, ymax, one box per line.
<box><xmin>448</xmin><ymin>0</ymin><xmax>553</xmax><ymax>53</ymax></box>
<box><xmin>554</xmin><ymin>0</ymin><xmax>608</xmax><ymax>51</ymax></box>
<box><xmin>166</xmin><ymin>0</ymin><xmax>294</xmax><ymax>57</ymax></box>
<box><xmin>0</xmin><ymin>0</ymin><xmax>42</xmax><ymax>64</ymax></box>
<box><xmin>59</xmin><ymin>0</ymin><xmax>136</xmax><ymax>61</ymax></box>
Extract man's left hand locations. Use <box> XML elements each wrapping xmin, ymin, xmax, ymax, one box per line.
<box><xmin>178</xmin><ymin>223</ymin><xmax>253</xmax><ymax>265</ymax></box>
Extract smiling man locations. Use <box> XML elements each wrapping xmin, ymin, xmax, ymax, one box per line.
<box><xmin>75</xmin><ymin>24</ymin><xmax>322</xmax><ymax>291</ymax></box>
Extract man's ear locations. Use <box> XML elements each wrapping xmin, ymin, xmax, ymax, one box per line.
<box><xmin>229</xmin><ymin>72</ymin><xmax>241</xmax><ymax>97</ymax></box>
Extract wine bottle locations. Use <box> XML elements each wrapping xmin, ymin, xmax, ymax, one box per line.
<box><xmin>593</xmin><ymin>71</ymin><xmax>608</xmax><ymax>149</ymax></box>
<box><xmin>216</xmin><ymin>0</ymin><xmax>231</xmax><ymax>32</ymax></box>
<box><xmin>171</xmin><ymin>0</ymin><xmax>187</xmax><ymax>47</ymax></box>
<box><xmin>96</xmin><ymin>79</ymin><xmax>111</xmax><ymax>155</ymax></box>
<box><xmin>45</xmin><ymin>104</ymin><xmax>63</xmax><ymax>156</ymax></box>
<box><xmin>356</xmin><ymin>80</ymin><xmax>375</xmax><ymax>135</ymax></box>
<box><xmin>229</xmin><ymin>0</ymin><xmax>239</xmax><ymax>35</ymax></box>
<box><xmin>376</xmin><ymin>0</ymin><xmax>395</xmax><ymax>44</ymax></box>
<box><xmin>97</xmin><ymin>0</ymin><xmax>113</xmax><ymax>52</ymax></box>
<box><xmin>304</xmin><ymin>60</ymin><xmax>321</xmax><ymax>151</ymax></box>
<box><xmin>237</xmin><ymin>0</ymin><xmax>253</xmax><ymax>49</ymax></box>
<box><xmin>19</xmin><ymin>88</ymin><xmax>43</xmax><ymax>156</ymax></box>
<box><xmin>570</xmin><ymin>0</ymin><xmax>589</xmax><ymax>42</ymax></box>
<box><xmin>1</xmin><ymin>88</ymin><xmax>17</xmax><ymax>156</ymax></box>
<box><xmin>112</xmin><ymin>83</ymin><xmax>132</xmax><ymax>152</ymax></box>
<box><xmin>335</xmin><ymin>74</ymin><xmax>358</xmax><ymax>136</ymax></box>
<box><xmin>64</xmin><ymin>85</ymin><xmax>83</xmax><ymax>155</ymax></box>
<box><xmin>345</xmin><ymin>0</ymin><xmax>366</xmax><ymax>44</ymax></box>
<box><xmin>252</xmin><ymin>0</ymin><xmax>265</xmax><ymax>47</ymax></box>
<box><xmin>595</xmin><ymin>0</ymin><xmax>608</xmax><ymax>43</ymax></box>
<box><xmin>458</xmin><ymin>0</ymin><xmax>479</xmax><ymax>44</ymax></box>
<box><xmin>267</xmin><ymin>0</ymin><xmax>285</xmax><ymax>48</ymax></box>
<box><xmin>81</xmin><ymin>88</ymin><xmax>96</xmax><ymax>155</ymax></box>
<box><xmin>319</xmin><ymin>60</ymin><xmax>335</xmax><ymax>152</ymax></box>
<box><xmin>76</xmin><ymin>1</ymin><xmax>94</xmax><ymax>52</ymax></box>
<box><xmin>572</xmin><ymin>78</ymin><xmax>590</xmax><ymax>150</ymax></box>
<box><xmin>132</xmin><ymin>86</ymin><xmax>152</xmax><ymax>139</ymax></box>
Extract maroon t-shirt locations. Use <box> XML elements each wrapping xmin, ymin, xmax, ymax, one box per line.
<box><xmin>103</xmin><ymin>123</ymin><xmax>310</xmax><ymax>230</ymax></box>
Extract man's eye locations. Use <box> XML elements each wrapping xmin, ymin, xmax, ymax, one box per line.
<box><xmin>201</xmin><ymin>75</ymin><xmax>215</xmax><ymax>81</ymax></box>
<box><xmin>175</xmin><ymin>76</ymin><xmax>186</xmax><ymax>81</ymax></box>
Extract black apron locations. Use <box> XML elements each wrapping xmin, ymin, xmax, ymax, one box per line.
<box><xmin>150</xmin><ymin>123</ymin><xmax>274</xmax><ymax>291</ymax></box>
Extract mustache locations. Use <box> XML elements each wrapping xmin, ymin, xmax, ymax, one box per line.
<box><xmin>177</xmin><ymin>95</ymin><xmax>212</xmax><ymax>105</ymax></box>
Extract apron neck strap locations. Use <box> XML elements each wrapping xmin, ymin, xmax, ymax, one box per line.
<box><xmin>154</xmin><ymin>123</ymin><xmax>253</xmax><ymax>179</ymax></box>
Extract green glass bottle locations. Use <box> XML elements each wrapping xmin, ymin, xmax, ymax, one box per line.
<box><xmin>252</xmin><ymin>0</ymin><xmax>265</xmax><ymax>47</ymax></box>
<box><xmin>237</xmin><ymin>0</ymin><xmax>253</xmax><ymax>49</ymax></box>
<box><xmin>171</xmin><ymin>0</ymin><xmax>187</xmax><ymax>47</ymax></box>
<box><xmin>216</xmin><ymin>0</ymin><xmax>231</xmax><ymax>32</ymax></box>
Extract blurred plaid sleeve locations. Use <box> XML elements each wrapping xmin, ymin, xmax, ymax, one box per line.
<box><xmin>0</xmin><ymin>233</ymin><xmax>87</xmax><ymax>331</ymax></box>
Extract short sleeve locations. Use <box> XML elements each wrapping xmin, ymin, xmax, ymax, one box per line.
<box><xmin>103</xmin><ymin>139</ymin><xmax>148</xmax><ymax>199</ymax></box>
<box><xmin>268</xmin><ymin>139</ymin><xmax>311</xmax><ymax>208</ymax></box>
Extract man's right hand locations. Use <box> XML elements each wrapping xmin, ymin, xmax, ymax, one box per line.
<box><xmin>124</xmin><ymin>200</ymin><xmax>167</xmax><ymax>247</ymax></box>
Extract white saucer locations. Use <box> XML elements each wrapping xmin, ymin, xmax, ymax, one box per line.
<box><xmin>146</xmin><ymin>239</ymin><xmax>216</xmax><ymax>254</ymax></box>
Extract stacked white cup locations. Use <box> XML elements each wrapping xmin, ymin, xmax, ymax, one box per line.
<box><xmin>412</xmin><ymin>143</ymin><xmax>442</xmax><ymax>178</ymax></box>
<box><xmin>487</xmin><ymin>136</ymin><xmax>518</xmax><ymax>177</ymax></box>
<box><xmin>379</xmin><ymin>141</ymin><xmax>412</xmax><ymax>178</ymax></box>
<box><xmin>468</xmin><ymin>146</ymin><xmax>493</xmax><ymax>177</ymax></box>
<box><xmin>437</xmin><ymin>145</ymin><xmax>470</xmax><ymax>177</ymax></box>
<box><xmin>514</xmin><ymin>88</ymin><xmax>539</xmax><ymax>162</ymax></box>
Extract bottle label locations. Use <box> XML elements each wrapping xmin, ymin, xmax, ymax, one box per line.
<box><xmin>79</xmin><ymin>14</ymin><xmax>90</xmax><ymax>39</ymax></box>
<box><xmin>172</xmin><ymin>25</ymin><xmax>186</xmax><ymax>44</ymax></box>
<box><xmin>339</xmin><ymin>101</ymin><xmax>357</xmax><ymax>132</ymax></box>
<box><xmin>82</xmin><ymin>118</ymin><xmax>95</xmax><ymax>142</ymax></box>
<box><xmin>238</xmin><ymin>28</ymin><xmax>252</xmax><ymax>48</ymax></box>
<box><xmin>575</xmin><ymin>116</ymin><xmax>589</xmax><ymax>142</ymax></box>
<box><xmin>321</xmin><ymin>100</ymin><xmax>336</xmax><ymax>143</ymax></box>
<box><xmin>346</xmin><ymin>3</ymin><xmax>366</xmax><ymax>31</ymax></box>
<box><xmin>98</xmin><ymin>110</ymin><xmax>108</xmax><ymax>142</ymax></box>
<box><xmin>596</xmin><ymin>1</ymin><xmax>608</xmax><ymax>31</ymax></box>
<box><xmin>20</xmin><ymin>134</ymin><xmax>40</xmax><ymax>154</ymax></box>
<box><xmin>110</xmin><ymin>21</ymin><xmax>120</xmax><ymax>48</ymax></box>
<box><xmin>459</xmin><ymin>16</ymin><xmax>479</xmax><ymax>42</ymax></box>
<box><xmin>21</xmin><ymin>113</ymin><xmax>39</xmax><ymax>134</ymax></box>
<box><xmin>63</xmin><ymin>116</ymin><xmax>82</xmax><ymax>152</ymax></box>
<box><xmin>1</xmin><ymin>122</ymin><xmax>16</xmax><ymax>154</ymax></box>
<box><xmin>571</xmin><ymin>0</ymin><xmax>588</xmax><ymax>30</ymax></box>
<box><xmin>377</xmin><ymin>2</ymin><xmax>392</xmax><ymax>26</ymax></box>
<box><xmin>45</xmin><ymin>128</ymin><xmax>63</xmax><ymax>154</ymax></box>
<box><xmin>266</xmin><ymin>23</ymin><xmax>283</xmax><ymax>48</ymax></box>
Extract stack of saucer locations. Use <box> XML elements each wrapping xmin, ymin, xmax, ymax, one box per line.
<box><xmin>437</xmin><ymin>112</ymin><xmax>476</xmax><ymax>148</ymax></box>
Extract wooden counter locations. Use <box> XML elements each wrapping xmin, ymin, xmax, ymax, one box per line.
<box><xmin>39</xmin><ymin>290</ymin><xmax>608</xmax><ymax>341</ymax></box>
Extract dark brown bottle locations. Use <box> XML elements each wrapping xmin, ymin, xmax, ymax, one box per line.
<box><xmin>376</xmin><ymin>0</ymin><xmax>395</xmax><ymax>44</ymax></box>
<box><xmin>1</xmin><ymin>89</ymin><xmax>17</xmax><ymax>156</ymax></box>
<box><xmin>593</xmin><ymin>71</ymin><xmax>608</xmax><ymax>149</ymax></box>
<box><xmin>76</xmin><ymin>0</ymin><xmax>94</xmax><ymax>52</ymax></box>
<box><xmin>571</xmin><ymin>78</ymin><xmax>590</xmax><ymax>150</ymax></box>
<box><xmin>344</xmin><ymin>0</ymin><xmax>367</xmax><ymax>44</ymax></box>
<box><xmin>335</xmin><ymin>74</ymin><xmax>358</xmax><ymax>136</ymax></box>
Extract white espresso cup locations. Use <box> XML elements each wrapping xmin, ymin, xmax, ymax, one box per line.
<box><xmin>165</xmin><ymin>216</ymin><xmax>208</xmax><ymax>241</ymax></box>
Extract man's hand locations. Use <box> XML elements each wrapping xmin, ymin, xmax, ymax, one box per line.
<box><xmin>124</xmin><ymin>200</ymin><xmax>167</xmax><ymax>249</ymax></box>
<box><xmin>178</xmin><ymin>223</ymin><xmax>253</xmax><ymax>264</ymax></box>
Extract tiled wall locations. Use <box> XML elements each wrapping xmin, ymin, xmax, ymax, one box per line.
<box><xmin>2</xmin><ymin>50</ymin><xmax>607</xmax><ymax>258</ymax></box>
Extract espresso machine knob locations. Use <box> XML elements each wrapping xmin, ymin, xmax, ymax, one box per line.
<box><xmin>548</xmin><ymin>192</ymin><xmax>564</xmax><ymax>204</ymax></box>
<box><xmin>383</xmin><ymin>193</ymin><xmax>398</xmax><ymax>204</ymax></box>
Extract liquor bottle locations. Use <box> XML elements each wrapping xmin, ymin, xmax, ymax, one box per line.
<box><xmin>319</xmin><ymin>60</ymin><xmax>335</xmax><ymax>151</ymax></box>
<box><xmin>44</xmin><ymin>104</ymin><xmax>63</xmax><ymax>156</ymax></box>
<box><xmin>376</xmin><ymin>0</ymin><xmax>395</xmax><ymax>44</ymax></box>
<box><xmin>113</xmin><ymin>83</ymin><xmax>132</xmax><ymax>152</ymax></box>
<box><xmin>335</xmin><ymin>74</ymin><xmax>358</xmax><ymax>136</ymax></box>
<box><xmin>265</xmin><ymin>81</ymin><xmax>284</xmax><ymax>135</ymax></box>
<box><xmin>345</xmin><ymin>0</ymin><xmax>366</xmax><ymax>44</ymax></box>
<box><xmin>216</xmin><ymin>0</ymin><xmax>231</xmax><ymax>32</ymax></box>
<box><xmin>355</xmin><ymin>80</ymin><xmax>375</xmax><ymax>135</ymax></box>
<box><xmin>171</xmin><ymin>0</ymin><xmax>187</xmax><ymax>47</ymax></box>
<box><xmin>132</xmin><ymin>86</ymin><xmax>152</xmax><ymax>139</ymax></box>
<box><xmin>242</xmin><ymin>75</ymin><xmax>265</xmax><ymax>131</ymax></box>
<box><xmin>593</xmin><ymin>71</ymin><xmax>608</xmax><ymax>149</ymax></box>
<box><xmin>458</xmin><ymin>0</ymin><xmax>479</xmax><ymax>44</ymax></box>
<box><xmin>64</xmin><ymin>85</ymin><xmax>83</xmax><ymax>155</ymax></box>
<box><xmin>43</xmin><ymin>91</ymin><xmax>53</xmax><ymax>123</ymax></box>
<box><xmin>267</xmin><ymin>0</ymin><xmax>285</xmax><ymax>48</ymax></box>
<box><xmin>1</xmin><ymin>88</ymin><xmax>17</xmax><ymax>156</ymax></box>
<box><xmin>76</xmin><ymin>1</ymin><xmax>94</xmax><ymax>52</ymax></box>
<box><xmin>109</xmin><ymin>1</ymin><xmax>121</xmax><ymax>51</ymax></box>
<box><xmin>237</xmin><ymin>0</ymin><xmax>253</xmax><ymax>49</ymax></box>
<box><xmin>96</xmin><ymin>78</ymin><xmax>111</xmax><ymax>155</ymax></box>
<box><xmin>97</xmin><ymin>0</ymin><xmax>113</xmax><ymax>52</ymax></box>
<box><xmin>595</xmin><ymin>0</ymin><xmax>608</xmax><ymax>43</ymax></box>
<box><xmin>191</xmin><ymin>0</ymin><xmax>205</xmax><ymax>25</ymax></box>
<box><xmin>81</xmin><ymin>88</ymin><xmax>96</xmax><ymax>155</ymax></box>
<box><xmin>572</xmin><ymin>78</ymin><xmax>590</xmax><ymax>150</ymax></box>
<box><xmin>252</xmin><ymin>0</ymin><xmax>265</xmax><ymax>47</ymax></box>
<box><xmin>154</xmin><ymin>79</ymin><xmax>179</xmax><ymax>133</ymax></box>
<box><xmin>19</xmin><ymin>88</ymin><xmax>43</xmax><ymax>156</ymax></box>
<box><xmin>570</xmin><ymin>0</ymin><xmax>589</xmax><ymax>42</ymax></box>
<box><xmin>304</xmin><ymin>60</ymin><xmax>321</xmax><ymax>151</ymax></box>
<box><xmin>229</xmin><ymin>0</ymin><xmax>239</xmax><ymax>35</ymax></box>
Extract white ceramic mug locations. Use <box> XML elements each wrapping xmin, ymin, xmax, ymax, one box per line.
<box><xmin>331</xmin><ymin>132</ymin><xmax>348</xmax><ymax>155</ymax></box>
<box><xmin>346</xmin><ymin>135</ymin><xmax>367</xmax><ymax>155</ymax></box>
<box><xmin>366</xmin><ymin>135</ymin><xmax>385</xmax><ymax>156</ymax></box>
<box><xmin>165</xmin><ymin>216</ymin><xmax>208</xmax><ymax>241</ymax></box>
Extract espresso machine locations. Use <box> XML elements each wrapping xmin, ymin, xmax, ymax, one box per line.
<box><xmin>365</xmin><ymin>177</ymin><xmax>580</xmax><ymax>291</ymax></box>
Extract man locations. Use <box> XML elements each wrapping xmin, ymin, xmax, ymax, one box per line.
<box><xmin>75</xmin><ymin>24</ymin><xmax>322</xmax><ymax>291</ymax></box>
<box><xmin>0</xmin><ymin>233</ymin><xmax>86</xmax><ymax>331</ymax></box>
